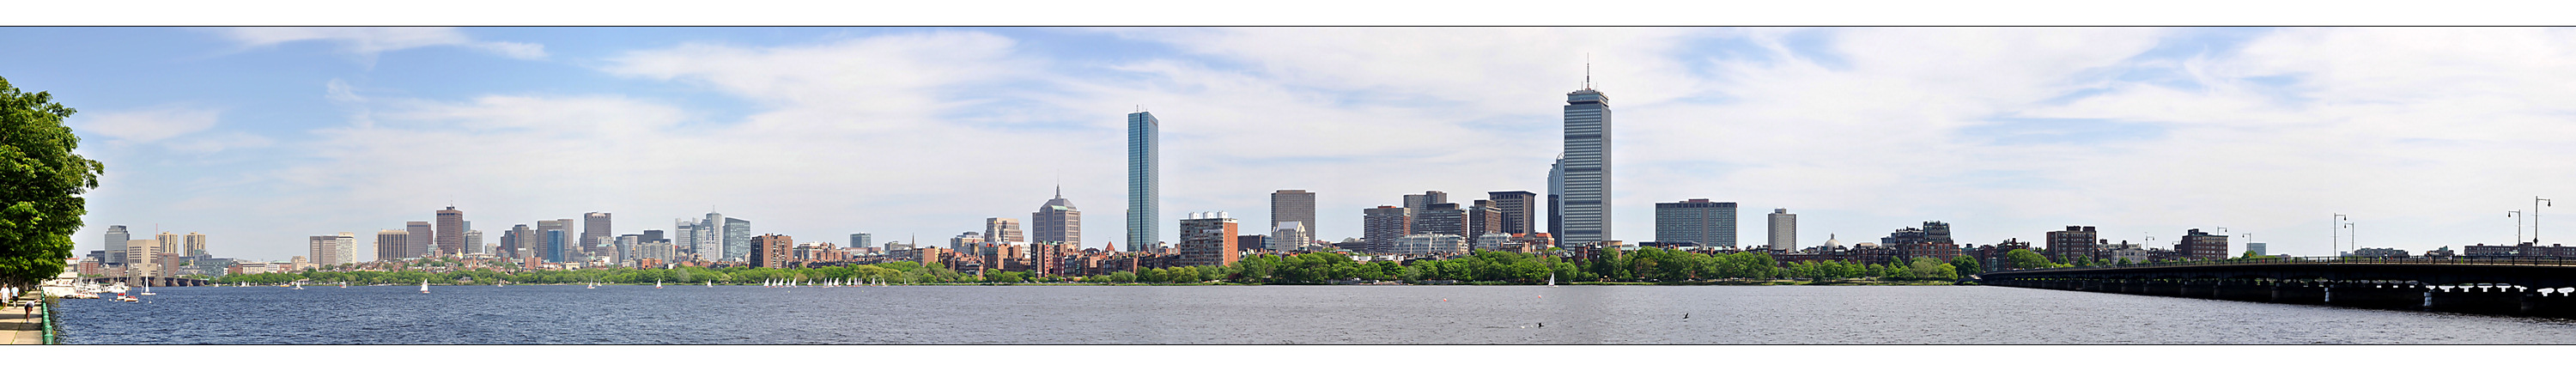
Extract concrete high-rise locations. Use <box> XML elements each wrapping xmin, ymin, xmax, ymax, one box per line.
<box><xmin>309</xmin><ymin>235</ymin><xmax>337</xmax><ymax>266</ymax></box>
<box><xmin>673</xmin><ymin>220</ymin><xmax>697</xmax><ymax>258</ymax></box>
<box><xmin>1487</xmin><ymin>191</ymin><xmax>1538</xmax><ymax>234</ymax></box>
<box><xmin>182</xmin><ymin>232</ymin><xmax>208</xmax><ymax>258</ymax></box>
<box><xmin>1413</xmin><ymin>203</ymin><xmax>1466</xmax><ymax>238</ymax></box>
<box><xmin>1363</xmin><ymin>206</ymin><xmax>1412</xmax><ymax>252</ymax></box>
<box><xmin>375</xmin><ymin>229</ymin><xmax>409</xmax><ymax>262</ymax></box>
<box><xmin>850</xmin><ymin>233</ymin><xmax>873</xmax><ymax>252</ymax></box>
<box><xmin>1467</xmin><ymin>200</ymin><xmax>1504</xmax><ymax>247</ymax></box>
<box><xmin>463</xmin><ymin>229</ymin><xmax>484</xmax><ymax>256</ymax></box>
<box><xmin>1178</xmin><ymin>212</ymin><xmax>1240</xmax><ymax>267</ymax></box>
<box><xmin>1547</xmin><ymin>155</ymin><xmax>1564</xmax><ymax>240</ymax></box>
<box><xmin>1270</xmin><ymin>190</ymin><xmax>1316</xmax><ymax>243</ymax></box>
<box><xmin>103</xmin><ymin>225</ymin><xmax>130</xmax><ymax>265</ymax></box>
<box><xmin>436</xmin><ymin>207</ymin><xmax>466</xmax><ymax>257</ymax></box>
<box><xmin>1402</xmin><ymin>191</ymin><xmax>1448</xmax><ymax>213</ymax></box>
<box><xmin>1560</xmin><ymin>83</ymin><xmax>1613</xmax><ymax>246</ymax></box>
<box><xmin>1127</xmin><ymin>110</ymin><xmax>1160</xmax><ymax>256</ymax></box>
<box><xmin>125</xmin><ymin>240</ymin><xmax>161</xmax><ymax>277</ymax></box>
<box><xmin>1653</xmin><ymin>199</ymin><xmax>1736</xmax><ymax>247</ymax></box>
<box><xmin>155</xmin><ymin>232</ymin><xmax>179</xmax><ymax>263</ymax></box>
<box><xmin>986</xmin><ymin>217</ymin><xmax>1025</xmax><ymax>246</ymax></box>
<box><xmin>1767</xmin><ymin>209</ymin><xmax>1796</xmax><ymax>252</ymax></box>
<box><xmin>1271</xmin><ymin>222</ymin><xmax>1309</xmax><ymax>252</ymax></box>
<box><xmin>582</xmin><ymin>212</ymin><xmax>612</xmax><ymax>258</ymax></box>
<box><xmin>333</xmin><ymin>232</ymin><xmax>356</xmax><ymax>265</ymax></box>
<box><xmin>404</xmin><ymin>221</ymin><xmax>434</xmax><ymax>258</ymax></box>
<box><xmin>1032</xmin><ymin>186</ymin><xmax>1081</xmax><ymax>247</ymax></box>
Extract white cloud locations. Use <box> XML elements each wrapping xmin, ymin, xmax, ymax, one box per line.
<box><xmin>76</xmin><ymin>105</ymin><xmax>222</xmax><ymax>143</ymax></box>
<box><xmin>212</xmin><ymin>27</ymin><xmax>548</xmax><ymax>61</ymax></box>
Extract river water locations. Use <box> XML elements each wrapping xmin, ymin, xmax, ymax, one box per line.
<box><xmin>53</xmin><ymin>284</ymin><xmax>2576</xmax><ymax>344</ymax></box>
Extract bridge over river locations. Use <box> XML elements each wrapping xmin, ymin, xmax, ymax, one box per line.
<box><xmin>1978</xmin><ymin>257</ymin><xmax>2576</xmax><ymax>317</ymax></box>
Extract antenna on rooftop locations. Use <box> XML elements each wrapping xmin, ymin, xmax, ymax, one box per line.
<box><xmin>1585</xmin><ymin>53</ymin><xmax>1592</xmax><ymax>89</ymax></box>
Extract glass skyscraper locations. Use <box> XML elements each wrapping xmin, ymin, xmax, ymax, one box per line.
<box><xmin>1127</xmin><ymin>111</ymin><xmax>1158</xmax><ymax>252</ymax></box>
<box><xmin>1561</xmin><ymin>86</ymin><xmax>1613</xmax><ymax>246</ymax></box>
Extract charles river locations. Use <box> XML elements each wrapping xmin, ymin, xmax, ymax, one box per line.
<box><xmin>54</xmin><ymin>284</ymin><xmax>2576</xmax><ymax>344</ymax></box>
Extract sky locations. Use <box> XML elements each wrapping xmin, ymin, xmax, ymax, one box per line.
<box><xmin>9</xmin><ymin>27</ymin><xmax>2576</xmax><ymax>262</ymax></box>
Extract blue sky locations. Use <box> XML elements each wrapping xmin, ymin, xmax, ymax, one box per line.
<box><xmin>10</xmin><ymin>27</ymin><xmax>2576</xmax><ymax>261</ymax></box>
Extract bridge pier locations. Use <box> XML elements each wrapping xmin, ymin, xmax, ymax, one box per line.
<box><xmin>2144</xmin><ymin>281</ymin><xmax>2181</xmax><ymax>296</ymax></box>
<box><xmin>2524</xmin><ymin>291</ymin><xmax>2575</xmax><ymax>318</ymax></box>
<box><xmin>2178</xmin><ymin>282</ymin><xmax>2219</xmax><ymax>299</ymax></box>
<box><xmin>2213</xmin><ymin>282</ymin><xmax>2272</xmax><ymax>301</ymax></box>
<box><xmin>2327</xmin><ymin>283</ymin><xmax>2424</xmax><ymax>310</ymax></box>
<box><xmin>2423</xmin><ymin>286</ymin><xmax>2524</xmax><ymax>314</ymax></box>
<box><xmin>2274</xmin><ymin>283</ymin><xmax>2326</xmax><ymax>304</ymax></box>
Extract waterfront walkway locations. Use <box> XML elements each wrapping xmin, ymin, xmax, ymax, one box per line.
<box><xmin>4</xmin><ymin>293</ymin><xmax>45</xmax><ymax>344</ymax></box>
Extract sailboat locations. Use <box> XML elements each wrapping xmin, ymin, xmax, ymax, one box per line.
<box><xmin>292</xmin><ymin>281</ymin><xmax>305</xmax><ymax>290</ymax></box>
<box><xmin>141</xmin><ymin>279</ymin><xmax>155</xmax><ymax>295</ymax></box>
<box><xmin>1547</xmin><ymin>271</ymin><xmax>1556</xmax><ymax>287</ymax></box>
<box><xmin>340</xmin><ymin>281</ymin><xmax>349</xmax><ymax>289</ymax></box>
<box><xmin>587</xmin><ymin>280</ymin><xmax>597</xmax><ymax>289</ymax></box>
<box><xmin>419</xmin><ymin>279</ymin><xmax>429</xmax><ymax>294</ymax></box>
<box><xmin>655</xmin><ymin>280</ymin><xmax>663</xmax><ymax>289</ymax></box>
<box><xmin>705</xmin><ymin>281</ymin><xmax>713</xmax><ymax>288</ymax></box>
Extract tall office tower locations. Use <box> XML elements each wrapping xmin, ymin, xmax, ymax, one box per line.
<box><xmin>950</xmin><ymin>232</ymin><xmax>987</xmax><ymax>256</ymax></box>
<box><xmin>1547</xmin><ymin>155</ymin><xmax>1564</xmax><ymax>240</ymax></box>
<box><xmin>1270</xmin><ymin>190</ymin><xmax>1316</xmax><ymax>241</ymax></box>
<box><xmin>536</xmin><ymin>219</ymin><xmax>569</xmax><ymax>263</ymax></box>
<box><xmin>1487</xmin><ymin>191</ymin><xmax>1538</xmax><ymax>234</ymax></box>
<box><xmin>750</xmin><ymin>234</ymin><xmax>793</xmax><ymax>268</ymax></box>
<box><xmin>309</xmin><ymin>235</ymin><xmax>337</xmax><ymax>265</ymax></box>
<box><xmin>723</xmin><ymin>217</ymin><xmax>751</xmax><ymax>262</ymax></box>
<box><xmin>436</xmin><ymin>206</ymin><xmax>465</xmax><ymax>256</ymax></box>
<box><xmin>547</xmin><ymin>229</ymin><xmax>570</xmax><ymax>264</ymax></box>
<box><xmin>1178</xmin><ymin>212</ymin><xmax>1240</xmax><ymax>267</ymax></box>
<box><xmin>2246</xmin><ymin>242</ymin><xmax>2269</xmax><ymax>256</ymax></box>
<box><xmin>503</xmin><ymin>225</ymin><xmax>531</xmax><ymax>260</ymax></box>
<box><xmin>1271</xmin><ymin>222</ymin><xmax>1309</xmax><ymax>251</ymax></box>
<box><xmin>582</xmin><ymin>212</ymin><xmax>612</xmax><ymax>258</ymax></box>
<box><xmin>986</xmin><ymin>217</ymin><xmax>1025</xmax><ymax>246</ymax></box>
<box><xmin>103</xmin><ymin>225</ymin><xmax>130</xmax><ymax>265</ymax></box>
<box><xmin>2178</xmin><ymin>228</ymin><xmax>2231</xmax><ymax>260</ymax></box>
<box><xmin>1401</xmin><ymin>191</ymin><xmax>1448</xmax><ymax>213</ymax></box>
<box><xmin>1652</xmin><ymin>199</ymin><xmax>1737</xmax><ymax>247</ymax></box>
<box><xmin>1561</xmin><ymin>80</ymin><xmax>1613</xmax><ymax>246</ymax></box>
<box><xmin>1127</xmin><ymin>110</ymin><xmax>1160</xmax><ymax>256</ymax></box>
<box><xmin>1767</xmin><ymin>209</ymin><xmax>1797</xmax><ymax>252</ymax></box>
<box><xmin>375</xmin><ymin>229</ymin><xmax>409</xmax><ymax>262</ymax></box>
<box><xmin>124</xmin><ymin>240</ymin><xmax>161</xmax><ymax>277</ymax></box>
<box><xmin>1363</xmin><ymin>206</ymin><xmax>1412</xmax><ymax>252</ymax></box>
<box><xmin>616</xmin><ymin>234</ymin><xmax>641</xmax><ymax>263</ymax></box>
<box><xmin>182</xmin><ymin>232</ymin><xmax>208</xmax><ymax>258</ymax></box>
<box><xmin>1466</xmin><ymin>200</ymin><xmax>1504</xmax><ymax>246</ymax></box>
<box><xmin>334</xmin><ymin>233</ymin><xmax>357</xmax><ymax>265</ymax></box>
<box><xmin>2045</xmin><ymin>226</ymin><xmax>2099</xmax><ymax>263</ymax></box>
<box><xmin>1412</xmin><ymin>203</ymin><xmax>1466</xmax><ymax>238</ymax></box>
<box><xmin>1031</xmin><ymin>186</ymin><xmax>1081</xmax><ymax>247</ymax></box>
<box><xmin>849</xmin><ymin>233</ymin><xmax>873</xmax><ymax>252</ymax></box>
<box><xmin>673</xmin><ymin>221</ymin><xmax>696</xmax><ymax>256</ymax></box>
<box><xmin>404</xmin><ymin>222</ymin><xmax>434</xmax><ymax>258</ymax></box>
<box><xmin>641</xmin><ymin>229</ymin><xmax>665</xmax><ymax>243</ymax></box>
<box><xmin>463</xmin><ymin>230</ymin><xmax>485</xmax><ymax>256</ymax></box>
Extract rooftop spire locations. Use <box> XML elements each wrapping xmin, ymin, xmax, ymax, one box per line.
<box><xmin>1584</xmin><ymin>53</ymin><xmax>1592</xmax><ymax>89</ymax></box>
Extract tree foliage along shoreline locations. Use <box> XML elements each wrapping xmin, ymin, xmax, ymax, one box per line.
<box><xmin>2</xmin><ymin>76</ymin><xmax>105</xmax><ymax>289</ymax></box>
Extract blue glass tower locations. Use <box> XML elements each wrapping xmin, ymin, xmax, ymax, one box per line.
<box><xmin>1561</xmin><ymin>85</ymin><xmax>1613</xmax><ymax>246</ymax></box>
<box><xmin>1127</xmin><ymin>110</ymin><xmax>1158</xmax><ymax>252</ymax></box>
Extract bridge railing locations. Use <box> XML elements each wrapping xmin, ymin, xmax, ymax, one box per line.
<box><xmin>1993</xmin><ymin>255</ymin><xmax>2576</xmax><ymax>273</ymax></box>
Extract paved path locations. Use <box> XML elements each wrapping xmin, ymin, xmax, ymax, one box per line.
<box><xmin>3</xmin><ymin>294</ymin><xmax>46</xmax><ymax>344</ymax></box>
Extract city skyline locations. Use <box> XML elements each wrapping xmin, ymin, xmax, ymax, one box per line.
<box><xmin>21</xmin><ymin>27</ymin><xmax>2576</xmax><ymax>261</ymax></box>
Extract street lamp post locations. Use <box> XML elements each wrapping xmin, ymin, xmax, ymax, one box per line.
<box><xmin>2333</xmin><ymin>214</ymin><xmax>2348</xmax><ymax>257</ymax></box>
<box><xmin>2538</xmin><ymin>198</ymin><xmax>2554</xmax><ymax>245</ymax></box>
<box><xmin>2510</xmin><ymin>210</ymin><xmax>2524</xmax><ymax>245</ymax></box>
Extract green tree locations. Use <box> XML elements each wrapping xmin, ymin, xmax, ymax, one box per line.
<box><xmin>1</xmin><ymin>76</ymin><xmax>105</xmax><ymax>289</ymax></box>
<box><xmin>2003</xmin><ymin>249</ymin><xmax>2055</xmax><ymax>270</ymax></box>
<box><xmin>1948</xmin><ymin>255</ymin><xmax>1981</xmax><ymax>277</ymax></box>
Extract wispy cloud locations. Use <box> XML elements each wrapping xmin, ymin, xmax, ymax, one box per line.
<box><xmin>210</xmin><ymin>27</ymin><xmax>547</xmax><ymax>63</ymax></box>
<box><xmin>76</xmin><ymin>105</ymin><xmax>223</xmax><ymax>143</ymax></box>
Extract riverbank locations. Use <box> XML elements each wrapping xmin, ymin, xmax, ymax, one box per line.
<box><xmin>4</xmin><ymin>293</ymin><xmax>52</xmax><ymax>344</ymax></box>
